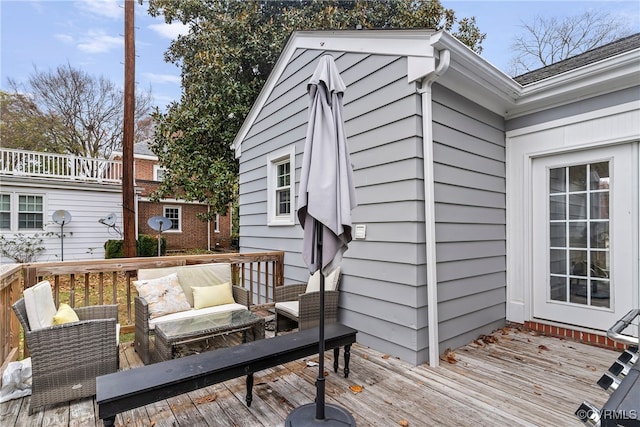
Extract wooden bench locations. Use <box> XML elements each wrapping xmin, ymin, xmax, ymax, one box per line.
<box><xmin>97</xmin><ymin>323</ymin><xmax>357</xmax><ymax>426</ymax></box>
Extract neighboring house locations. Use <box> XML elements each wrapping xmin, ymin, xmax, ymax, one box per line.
<box><xmin>233</xmin><ymin>30</ymin><xmax>639</xmax><ymax>366</ymax></box>
<box><xmin>0</xmin><ymin>142</ymin><xmax>233</xmax><ymax>263</ymax></box>
<box><xmin>113</xmin><ymin>142</ymin><xmax>233</xmax><ymax>252</ymax></box>
<box><xmin>0</xmin><ymin>149</ymin><xmax>125</xmax><ymax>263</ymax></box>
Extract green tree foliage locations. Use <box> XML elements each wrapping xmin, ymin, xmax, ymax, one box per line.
<box><xmin>147</xmin><ymin>0</ymin><xmax>485</xmax><ymax>215</ymax></box>
<box><xmin>0</xmin><ymin>91</ymin><xmax>65</xmax><ymax>152</ymax></box>
<box><xmin>6</xmin><ymin>63</ymin><xmax>153</xmax><ymax>158</ymax></box>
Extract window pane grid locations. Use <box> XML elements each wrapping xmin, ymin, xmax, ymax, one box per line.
<box><xmin>163</xmin><ymin>208</ymin><xmax>180</xmax><ymax>230</ymax></box>
<box><xmin>275</xmin><ymin>160</ymin><xmax>291</xmax><ymax>217</ymax></box>
<box><xmin>0</xmin><ymin>194</ymin><xmax>9</xmax><ymax>229</ymax></box>
<box><xmin>548</xmin><ymin>163</ymin><xmax>610</xmax><ymax>308</ymax></box>
<box><xmin>18</xmin><ymin>195</ymin><xmax>43</xmax><ymax>230</ymax></box>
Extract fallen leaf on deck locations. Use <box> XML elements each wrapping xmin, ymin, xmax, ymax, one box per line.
<box><xmin>480</xmin><ymin>334</ymin><xmax>498</xmax><ymax>344</ymax></box>
<box><xmin>150</xmin><ymin>421</ymin><xmax>156</xmax><ymax>427</ymax></box>
<box><xmin>399</xmin><ymin>420</ymin><xmax>409</xmax><ymax>426</ymax></box>
<box><xmin>538</xmin><ymin>345</ymin><xmax>549</xmax><ymax>351</ymax></box>
<box><xmin>306</xmin><ymin>361</ymin><xmax>318</xmax><ymax>367</ymax></box>
<box><xmin>349</xmin><ymin>385</ymin><xmax>364</xmax><ymax>394</ymax></box>
<box><xmin>195</xmin><ymin>394</ymin><xmax>217</xmax><ymax>404</ymax></box>
<box><xmin>324</xmin><ymin>371</ymin><xmax>329</xmax><ymax>377</ymax></box>
<box><xmin>382</xmin><ymin>354</ymin><xmax>390</xmax><ymax>359</ymax></box>
<box><xmin>587</xmin><ymin>365</ymin><xmax>597</xmax><ymax>371</ymax></box>
<box><xmin>363</xmin><ymin>354</ymin><xmax>368</xmax><ymax>360</ymax></box>
<box><xmin>440</xmin><ymin>348</ymin><xmax>457</xmax><ymax>364</ymax></box>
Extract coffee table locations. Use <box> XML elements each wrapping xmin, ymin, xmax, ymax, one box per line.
<box><xmin>153</xmin><ymin>310</ymin><xmax>265</xmax><ymax>362</ymax></box>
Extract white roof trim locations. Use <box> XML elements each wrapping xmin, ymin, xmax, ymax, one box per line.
<box><xmin>232</xmin><ymin>29</ymin><xmax>438</xmax><ymax>158</ymax></box>
<box><xmin>508</xmin><ymin>48</ymin><xmax>640</xmax><ymax>118</ymax></box>
<box><xmin>233</xmin><ymin>30</ymin><xmax>639</xmax><ymax>156</ymax></box>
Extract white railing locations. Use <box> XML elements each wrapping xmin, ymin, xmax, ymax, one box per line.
<box><xmin>0</xmin><ymin>148</ymin><xmax>122</xmax><ymax>184</ymax></box>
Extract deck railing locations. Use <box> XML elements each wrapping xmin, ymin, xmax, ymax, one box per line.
<box><xmin>0</xmin><ymin>264</ymin><xmax>21</xmax><ymax>372</ymax></box>
<box><xmin>0</xmin><ymin>251</ymin><xmax>284</xmax><ymax>368</ymax></box>
<box><xmin>0</xmin><ymin>148</ymin><xmax>123</xmax><ymax>184</ymax></box>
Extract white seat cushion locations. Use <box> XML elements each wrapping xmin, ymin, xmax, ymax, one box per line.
<box><xmin>148</xmin><ymin>303</ymin><xmax>248</xmax><ymax>330</ymax></box>
<box><xmin>305</xmin><ymin>267</ymin><xmax>341</xmax><ymax>293</ymax></box>
<box><xmin>275</xmin><ymin>301</ymin><xmax>299</xmax><ymax>318</ymax></box>
<box><xmin>23</xmin><ymin>280</ymin><xmax>57</xmax><ymax>331</ymax></box>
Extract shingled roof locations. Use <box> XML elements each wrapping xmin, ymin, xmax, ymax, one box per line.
<box><xmin>514</xmin><ymin>33</ymin><xmax>640</xmax><ymax>85</ymax></box>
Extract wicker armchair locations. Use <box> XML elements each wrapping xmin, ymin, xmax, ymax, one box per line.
<box><xmin>12</xmin><ymin>298</ymin><xmax>118</xmax><ymax>414</ymax></box>
<box><xmin>274</xmin><ymin>267</ymin><xmax>341</xmax><ymax>335</ymax></box>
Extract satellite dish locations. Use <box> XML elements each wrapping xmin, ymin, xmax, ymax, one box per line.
<box><xmin>147</xmin><ymin>215</ymin><xmax>172</xmax><ymax>232</ymax></box>
<box><xmin>52</xmin><ymin>210</ymin><xmax>72</xmax><ymax>225</ymax></box>
<box><xmin>52</xmin><ymin>210</ymin><xmax>71</xmax><ymax>261</ymax></box>
<box><xmin>99</xmin><ymin>213</ymin><xmax>117</xmax><ymax>227</ymax></box>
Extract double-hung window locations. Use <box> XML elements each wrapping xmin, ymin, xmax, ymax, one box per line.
<box><xmin>267</xmin><ymin>146</ymin><xmax>295</xmax><ymax>226</ymax></box>
<box><xmin>163</xmin><ymin>206</ymin><xmax>181</xmax><ymax>231</ymax></box>
<box><xmin>0</xmin><ymin>194</ymin><xmax>10</xmax><ymax>229</ymax></box>
<box><xmin>18</xmin><ymin>195</ymin><xmax>44</xmax><ymax>230</ymax></box>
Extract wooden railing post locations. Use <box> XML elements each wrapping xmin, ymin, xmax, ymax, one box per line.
<box><xmin>0</xmin><ymin>264</ymin><xmax>23</xmax><ymax>372</ymax></box>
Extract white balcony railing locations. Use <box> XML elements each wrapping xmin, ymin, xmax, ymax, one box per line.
<box><xmin>0</xmin><ymin>148</ymin><xmax>122</xmax><ymax>184</ymax></box>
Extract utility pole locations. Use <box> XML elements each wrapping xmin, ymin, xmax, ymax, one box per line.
<box><xmin>122</xmin><ymin>0</ymin><xmax>136</xmax><ymax>258</ymax></box>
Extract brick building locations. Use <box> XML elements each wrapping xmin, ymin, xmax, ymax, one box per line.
<box><xmin>113</xmin><ymin>142</ymin><xmax>233</xmax><ymax>252</ymax></box>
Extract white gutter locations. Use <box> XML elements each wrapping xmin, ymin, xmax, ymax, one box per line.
<box><xmin>416</xmin><ymin>48</ymin><xmax>450</xmax><ymax>368</ymax></box>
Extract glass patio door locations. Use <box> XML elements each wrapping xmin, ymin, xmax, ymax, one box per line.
<box><xmin>532</xmin><ymin>144</ymin><xmax>637</xmax><ymax>330</ymax></box>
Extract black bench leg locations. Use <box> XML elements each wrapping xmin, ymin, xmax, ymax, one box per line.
<box><xmin>245</xmin><ymin>373</ymin><xmax>254</xmax><ymax>407</ymax></box>
<box><xmin>103</xmin><ymin>416</ymin><xmax>116</xmax><ymax>427</ymax></box>
<box><xmin>344</xmin><ymin>344</ymin><xmax>351</xmax><ymax>378</ymax></box>
<box><xmin>333</xmin><ymin>347</ymin><xmax>340</xmax><ymax>373</ymax></box>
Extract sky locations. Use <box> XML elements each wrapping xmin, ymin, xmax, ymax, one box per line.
<box><xmin>1</xmin><ymin>0</ymin><xmax>639</xmax><ymax>112</ymax></box>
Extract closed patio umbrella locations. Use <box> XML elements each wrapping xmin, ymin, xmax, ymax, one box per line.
<box><xmin>286</xmin><ymin>55</ymin><xmax>357</xmax><ymax>426</ymax></box>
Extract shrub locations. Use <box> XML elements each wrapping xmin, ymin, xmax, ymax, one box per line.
<box><xmin>137</xmin><ymin>234</ymin><xmax>166</xmax><ymax>257</ymax></box>
<box><xmin>104</xmin><ymin>235</ymin><xmax>166</xmax><ymax>258</ymax></box>
<box><xmin>0</xmin><ymin>232</ymin><xmax>52</xmax><ymax>263</ymax></box>
<box><xmin>104</xmin><ymin>239</ymin><xmax>124</xmax><ymax>259</ymax></box>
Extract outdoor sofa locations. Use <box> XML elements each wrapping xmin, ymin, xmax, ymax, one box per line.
<box><xmin>134</xmin><ymin>262</ymin><xmax>250</xmax><ymax>364</ymax></box>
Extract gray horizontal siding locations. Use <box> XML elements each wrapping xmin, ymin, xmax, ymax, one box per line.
<box><xmin>431</xmin><ymin>83</ymin><xmax>507</xmax><ymax>351</ymax></box>
<box><xmin>238</xmin><ymin>50</ymin><xmax>426</xmax><ymax>363</ymax></box>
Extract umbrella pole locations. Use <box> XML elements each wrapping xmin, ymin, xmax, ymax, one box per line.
<box><xmin>316</xmin><ymin>219</ymin><xmax>326</xmax><ymax>420</ymax></box>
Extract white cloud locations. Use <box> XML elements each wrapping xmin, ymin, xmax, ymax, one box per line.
<box><xmin>149</xmin><ymin>22</ymin><xmax>190</xmax><ymax>40</ymax></box>
<box><xmin>142</xmin><ymin>72</ymin><xmax>181</xmax><ymax>85</ymax></box>
<box><xmin>55</xmin><ymin>34</ymin><xmax>75</xmax><ymax>44</ymax></box>
<box><xmin>77</xmin><ymin>30</ymin><xmax>122</xmax><ymax>53</ymax></box>
<box><xmin>75</xmin><ymin>0</ymin><xmax>122</xmax><ymax>20</ymax></box>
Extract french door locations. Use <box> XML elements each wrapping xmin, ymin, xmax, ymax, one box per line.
<box><xmin>532</xmin><ymin>143</ymin><xmax>637</xmax><ymax>330</ymax></box>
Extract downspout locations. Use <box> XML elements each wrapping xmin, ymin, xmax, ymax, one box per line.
<box><xmin>417</xmin><ymin>49</ymin><xmax>450</xmax><ymax>367</ymax></box>
<box><xmin>207</xmin><ymin>204</ymin><xmax>211</xmax><ymax>252</ymax></box>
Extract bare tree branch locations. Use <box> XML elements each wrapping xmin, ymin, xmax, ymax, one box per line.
<box><xmin>509</xmin><ymin>10</ymin><xmax>632</xmax><ymax>76</ymax></box>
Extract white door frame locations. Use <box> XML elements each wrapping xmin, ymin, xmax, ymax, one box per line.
<box><xmin>506</xmin><ymin>102</ymin><xmax>640</xmax><ymax>328</ymax></box>
<box><xmin>531</xmin><ymin>145</ymin><xmax>635</xmax><ymax>329</ymax></box>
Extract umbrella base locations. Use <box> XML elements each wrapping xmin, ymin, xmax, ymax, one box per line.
<box><xmin>286</xmin><ymin>403</ymin><xmax>356</xmax><ymax>426</ymax></box>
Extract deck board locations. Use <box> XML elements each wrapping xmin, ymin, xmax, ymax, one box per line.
<box><xmin>0</xmin><ymin>326</ymin><xmax>622</xmax><ymax>426</ymax></box>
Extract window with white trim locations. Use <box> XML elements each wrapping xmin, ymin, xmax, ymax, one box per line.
<box><xmin>214</xmin><ymin>213</ymin><xmax>220</xmax><ymax>232</ymax></box>
<box><xmin>18</xmin><ymin>195</ymin><xmax>43</xmax><ymax>230</ymax></box>
<box><xmin>153</xmin><ymin>165</ymin><xmax>167</xmax><ymax>181</ymax></box>
<box><xmin>0</xmin><ymin>194</ymin><xmax>10</xmax><ymax>229</ymax></box>
<box><xmin>267</xmin><ymin>146</ymin><xmax>295</xmax><ymax>226</ymax></box>
<box><xmin>163</xmin><ymin>206</ymin><xmax>181</xmax><ymax>231</ymax></box>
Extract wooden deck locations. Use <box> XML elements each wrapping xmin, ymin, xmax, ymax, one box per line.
<box><xmin>0</xmin><ymin>325</ymin><xmax>619</xmax><ymax>426</ymax></box>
